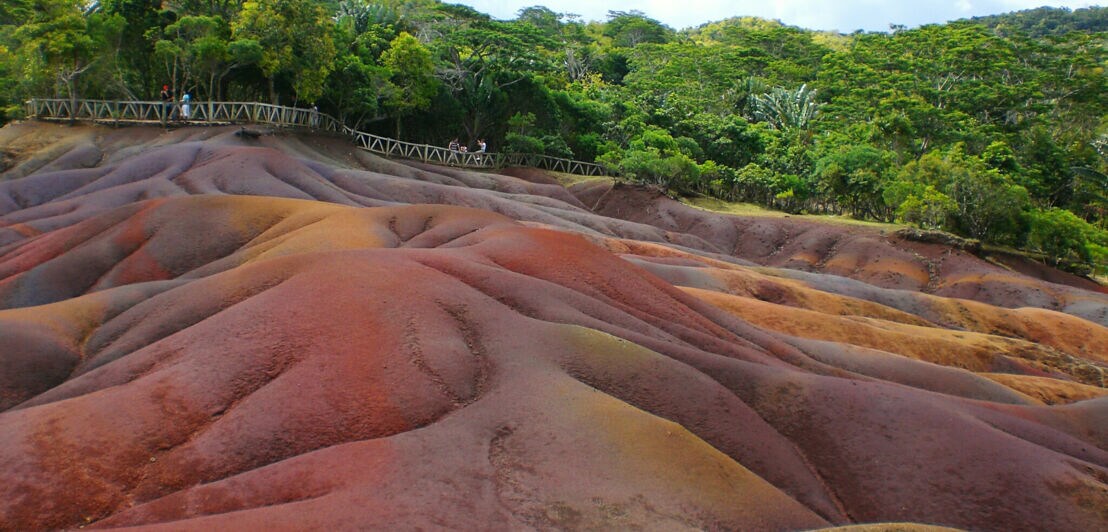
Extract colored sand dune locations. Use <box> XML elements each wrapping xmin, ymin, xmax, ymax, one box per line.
<box><xmin>1</xmin><ymin>123</ymin><xmax>1105</xmax><ymax>530</ymax></box>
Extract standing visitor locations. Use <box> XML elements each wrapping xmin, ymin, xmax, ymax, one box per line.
<box><xmin>160</xmin><ymin>85</ymin><xmax>173</xmax><ymax>124</ymax></box>
<box><xmin>310</xmin><ymin>104</ymin><xmax>320</xmax><ymax>128</ymax></box>
<box><xmin>447</xmin><ymin>138</ymin><xmax>460</xmax><ymax>164</ymax></box>
<box><xmin>180</xmin><ymin>92</ymin><xmax>191</xmax><ymax>120</ymax></box>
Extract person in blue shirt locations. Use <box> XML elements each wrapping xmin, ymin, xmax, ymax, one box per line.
<box><xmin>180</xmin><ymin>93</ymin><xmax>191</xmax><ymax>120</ymax></box>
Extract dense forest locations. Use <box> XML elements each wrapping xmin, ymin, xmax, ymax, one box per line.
<box><xmin>0</xmin><ymin>1</ymin><xmax>1105</xmax><ymax>273</ymax></box>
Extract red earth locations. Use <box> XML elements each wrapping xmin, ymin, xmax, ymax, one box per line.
<box><xmin>1</xmin><ymin>122</ymin><xmax>1106</xmax><ymax>530</ymax></box>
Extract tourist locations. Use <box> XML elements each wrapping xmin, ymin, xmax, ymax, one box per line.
<box><xmin>180</xmin><ymin>92</ymin><xmax>191</xmax><ymax>120</ymax></box>
<box><xmin>475</xmin><ymin>139</ymin><xmax>486</xmax><ymax>164</ymax></box>
<box><xmin>160</xmin><ymin>85</ymin><xmax>173</xmax><ymax>123</ymax></box>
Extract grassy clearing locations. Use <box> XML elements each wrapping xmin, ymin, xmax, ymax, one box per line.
<box><xmin>544</xmin><ymin>170</ymin><xmax>614</xmax><ymax>188</ymax></box>
<box><xmin>683</xmin><ymin>196</ymin><xmax>906</xmax><ymax>230</ymax></box>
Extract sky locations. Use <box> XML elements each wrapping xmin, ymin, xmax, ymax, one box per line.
<box><xmin>452</xmin><ymin>1</ymin><xmax>1101</xmax><ymax>32</ymax></box>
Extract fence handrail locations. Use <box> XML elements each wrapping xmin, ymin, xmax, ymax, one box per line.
<box><xmin>23</xmin><ymin>98</ymin><xmax>610</xmax><ymax>176</ymax></box>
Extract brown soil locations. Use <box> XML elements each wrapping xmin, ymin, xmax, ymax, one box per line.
<box><xmin>1</xmin><ymin>122</ymin><xmax>1105</xmax><ymax>531</ymax></box>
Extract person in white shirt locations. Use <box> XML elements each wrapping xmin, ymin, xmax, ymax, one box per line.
<box><xmin>180</xmin><ymin>93</ymin><xmax>191</xmax><ymax>120</ymax></box>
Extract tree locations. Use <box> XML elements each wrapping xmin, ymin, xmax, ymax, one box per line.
<box><xmin>968</xmin><ymin>6</ymin><xmax>1108</xmax><ymax>37</ymax></box>
<box><xmin>813</xmin><ymin>144</ymin><xmax>896</xmax><ymax>219</ymax></box>
<box><xmin>322</xmin><ymin>5</ymin><xmax>396</xmax><ymax>127</ymax></box>
<box><xmin>515</xmin><ymin>6</ymin><xmax>561</xmax><ymax>36</ymax></box>
<box><xmin>165</xmin><ymin>0</ymin><xmax>243</xmax><ymax>20</ymax></box>
<box><xmin>12</xmin><ymin>0</ymin><xmax>123</xmax><ymax>110</ymax></box>
<box><xmin>0</xmin><ymin>0</ymin><xmax>33</xmax><ymax>26</ymax></box>
<box><xmin>622</xmin><ymin>43</ymin><xmax>753</xmax><ymax>122</ymax></box>
<box><xmin>897</xmin><ymin>147</ymin><xmax>1029</xmax><ymax>243</ymax></box>
<box><xmin>603</xmin><ymin>11</ymin><xmax>673</xmax><ymax>47</ymax></box>
<box><xmin>98</xmin><ymin>0</ymin><xmax>162</xmax><ymax>98</ymax></box>
<box><xmin>503</xmin><ymin>112</ymin><xmax>545</xmax><ymax>154</ymax></box>
<box><xmin>0</xmin><ymin>38</ymin><xmax>18</xmax><ymax>121</ymax></box>
<box><xmin>152</xmin><ymin>15</ymin><xmax>222</xmax><ymax>96</ymax></box>
<box><xmin>1025</xmin><ymin>207</ymin><xmax>1107</xmax><ymax>272</ymax></box>
<box><xmin>333</xmin><ymin>0</ymin><xmax>398</xmax><ymax>34</ymax></box>
<box><xmin>429</xmin><ymin>7</ymin><xmax>555</xmax><ymax>141</ymax></box>
<box><xmin>197</xmin><ymin>37</ymin><xmax>263</xmax><ymax>101</ymax></box>
<box><xmin>686</xmin><ymin>17</ymin><xmax>827</xmax><ymax>84</ymax></box>
<box><xmin>896</xmin><ymin>186</ymin><xmax>957</xmax><ymax>230</ymax></box>
<box><xmin>380</xmin><ymin>32</ymin><xmax>436</xmax><ymax>136</ymax></box>
<box><xmin>1068</xmin><ymin>134</ymin><xmax>1108</xmax><ymax>225</ymax></box>
<box><xmin>232</xmin><ymin>0</ymin><xmax>336</xmax><ymax>104</ymax></box>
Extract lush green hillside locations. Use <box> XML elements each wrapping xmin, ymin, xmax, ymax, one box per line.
<box><xmin>0</xmin><ymin>1</ymin><xmax>1104</xmax><ymax>272</ymax></box>
<box><xmin>965</xmin><ymin>6</ymin><xmax>1108</xmax><ymax>36</ymax></box>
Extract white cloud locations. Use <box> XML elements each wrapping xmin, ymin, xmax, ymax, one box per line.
<box><xmin>453</xmin><ymin>0</ymin><xmax>1100</xmax><ymax>32</ymax></box>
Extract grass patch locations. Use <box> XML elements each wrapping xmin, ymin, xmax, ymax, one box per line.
<box><xmin>545</xmin><ymin>170</ymin><xmax>614</xmax><ymax>188</ymax></box>
<box><xmin>683</xmin><ymin>196</ymin><xmax>786</xmax><ymax>217</ymax></box>
<box><xmin>683</xmin><ymin>195</ymin><xmax>905</xmax><ymax>230</ymax></box>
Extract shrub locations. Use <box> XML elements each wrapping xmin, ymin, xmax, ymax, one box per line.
<box><xmin>895</xmin><ymin>185</ymin><xmax>957</xmax><ymax>230</ymax></box>
<box><xmin>1025</xmin><ymin>207</ymin><xmax>1108</xmax><ymax>273</ymax></box>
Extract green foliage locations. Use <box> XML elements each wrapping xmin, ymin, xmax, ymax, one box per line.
<box><xmin>11</xmin><ymin>0</ymin><xmax>124</xmax><ymax>102</ymax></box>
<box><xmin>723</xmin><ymin>163</ymin><xmax>775</xmax><ymax>203</ymax></box>
<box><xmin>151</xmin><ymin>15</ymin><xmax>237</xmax><ymax>97</ymax></box>
<box><xmin>967</xmin><ymin>6</ymin><xmax>1108</xmax><ymax>37</ymax></box>
<box><xmin>751</xmin><ymin>84</ymin><xmax>821</xmax><ymax>131</ymax></box>
<box><xmin>813</xmin><ymin>143</ymin><xmax>895</xmax><ymax>219</ymax></box>
<box><xmin>334</xmin><ymin>0</ymin><xmax>397</xmax><ymax>34</ymax></box>
<box><xmin>98</xmin><ymin>0</ymin><xmax>163</xmax><ymax>97</ymax></box>
<box><xmin>895</xmin><ymin>186</ymin><xmax>957</xmax><ymax>230</ymax></box>
<box><xmin>1026</xmin><ymin>207</ymin><xmax>1108</xmax><ymax>273</ymax></box>
<box><xmin>0</xmin><ymin>40</ymin><xmax>18</xmax><ymax>121</ymax></box>
<box><xmin>380</xmin><ymin>31</ymin><xmax>436</xmax><ymax>134</ymax></box>
<box><xmin>604</xmin><ymin>11</ymin><xmax>673</xmax><ymax>47</ymax></box>
<box><xmin>427</xmin><ymin>7</ymin><xmax>557</xmax><ymax>140</ymax></box>
<box><xmin>0</xmin><ymin>0</ymin><xmax>33</xmax><ymax>26</ymax></box>
<box><xmin>599</xmin><ymin>126</ymin><xmax>700</xmax><ymax>191</ymax></box>
<box><xmin>503</xmin><ymin>112</ymin><xmax>544</xmax><ymax>154</ymax></box>
<box><xmin>894</xmin><ymin>146</ymin><xmax>1029</xmax><ymax>244</ymax></box>
<box><xmin>232</xmin><ymin>0</ymin><xmax>336</xmax><ymax>103</ymax></box>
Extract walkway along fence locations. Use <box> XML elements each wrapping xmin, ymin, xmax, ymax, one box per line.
<box><xmin>24</xmin><ymin>98</ymin><xmax>610</xmax><ymax>176</ymax></box>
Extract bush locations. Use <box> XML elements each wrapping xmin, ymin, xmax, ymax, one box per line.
<box><xmin>503</xmin><ymin>132</ymin><xmax>544</xmax><ymax>154</ymax></box>
<box><xmin>539</xmin><ymin>134</ymin><xmax>573</xmax><ymax>158</ymax></box>
<box><xmin>895</xmin><ymin>185</ymin><xmax>956</xmax><ymax>230</ymax></box>
<box><xmin>1025</xmin><ymin>207</ymin><xmax>1108</xmax><ymax>272</ymax></box>
<box><xmin>599</xmin><ymin>127</ymin><xmax>705</xmax><ymax>192</ymax></box>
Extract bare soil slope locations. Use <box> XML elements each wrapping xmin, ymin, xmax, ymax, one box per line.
<box><xmin>1</xmin><ymin>122</ymin><xmax>1106</xmax><ymax>531</ymax></box>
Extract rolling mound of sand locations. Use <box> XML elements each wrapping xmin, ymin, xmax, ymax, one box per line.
<box><xmin>1</xmin><ymin>122</ymin><xmax>1105</xmax><ymax>530</ymax></box>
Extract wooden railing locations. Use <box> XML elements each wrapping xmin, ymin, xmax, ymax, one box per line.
<box><xmin>24</xmin><ymin>98</ymin><xmax>610</xmax><ymax>176</ymax></box>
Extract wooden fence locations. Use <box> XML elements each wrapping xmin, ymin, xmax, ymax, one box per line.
<box><xmin>24</xmin><ymin>98</ymin><xmax>610</xmax><ymax>176</ymax></box>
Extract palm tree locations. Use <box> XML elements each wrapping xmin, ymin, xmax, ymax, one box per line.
<box><xmin>751</xmin><ymin>83</ymin><xmax>822</xmax><ymax>131</ymax></box>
